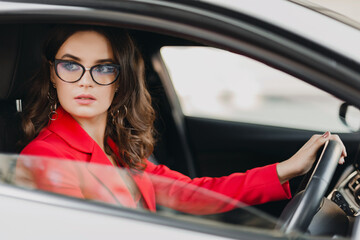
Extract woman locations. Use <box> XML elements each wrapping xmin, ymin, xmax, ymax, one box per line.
<box><xmin>18</xmin><ymin>25</ymin><xmax>346</xmax><ymax>214</ymax></box>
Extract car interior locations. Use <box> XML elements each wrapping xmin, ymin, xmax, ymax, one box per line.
<box><xmin>1</xmin><ymin>21</ymin><xmax>360</xmax><ymax>238</ymax></box>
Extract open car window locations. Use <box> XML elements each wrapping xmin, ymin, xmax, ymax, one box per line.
<box><xmin>160</xmin><ymin>46</ymin><xmax>348</xmax><ymax>132</ymax></box>
<box><xmin>0</xmin><ymin>153</ymin><xmax>283</xmax><ymax>234</ymax></box>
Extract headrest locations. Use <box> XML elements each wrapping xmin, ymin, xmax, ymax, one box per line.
<box><xmin>0</xmin><ymin>24</ymin><xmax>49</xmax><ymax>100</ymax></box>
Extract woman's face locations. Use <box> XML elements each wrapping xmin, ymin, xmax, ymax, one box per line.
<box><xmin>51</xmin><ymin>30</ymin><xmax>117</xmax><ymax>122</ymax></box>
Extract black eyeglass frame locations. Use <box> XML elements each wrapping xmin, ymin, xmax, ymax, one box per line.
<box><xmin>53</xmin><ymin>59</ymin><xmax>121</xmax><ymax>86</ymax></box>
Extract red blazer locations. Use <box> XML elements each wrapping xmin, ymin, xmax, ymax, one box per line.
<box><xmin>18</xmin><ymin>107</ymin><xmax>291</xmax><ymax>214</ymax></box>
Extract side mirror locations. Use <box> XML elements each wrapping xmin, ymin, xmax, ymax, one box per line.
<box><xmin>339</xmin><ymin>103</ymin><xmax>360</xmax><ymax>132</ymax></box>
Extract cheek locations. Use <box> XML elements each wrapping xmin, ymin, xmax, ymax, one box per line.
<box><xmin>55</xmin><ymin>82</ymin><xmax>73</xmax><ymax>104</ymax></box>
<box><xmin>104</xmin><ymin>86</ymin><xmax>116</xmax><ymax>104</ymax></box>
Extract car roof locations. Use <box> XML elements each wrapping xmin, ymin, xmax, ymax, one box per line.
<box><xmin>199</xmin><ymin>0</ymin><xmax>360</xmax><ymax>65</ymax></box>
<box><xmin>4</xmin><ymin>0</ymin><xmax>360</xmax><ymax>65</ymax></box>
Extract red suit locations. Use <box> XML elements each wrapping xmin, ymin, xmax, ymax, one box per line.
<box><xmin>18</xmin><ymin>107</ymin><xmax>291</xmax><ymax>214</ymax></box>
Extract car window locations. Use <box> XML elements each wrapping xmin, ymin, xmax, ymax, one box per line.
<box><xmin>160</xmin><ymin>46</ymin><xmax>349</xmax><ymax>132</ymax></box>
<box><xmin>0</xmin><ymin>154</ymin><xmax>280</xmax><ymax>233</ymax></box>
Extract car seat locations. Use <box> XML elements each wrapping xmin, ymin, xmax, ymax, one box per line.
<box><xmin>0</xmin><ymin>24</ymin><xmax>49</xmax><ymax>153</ymax></box>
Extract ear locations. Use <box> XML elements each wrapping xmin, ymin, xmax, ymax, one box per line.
<box><xmin>49</xmin><ymin>62</ymin><xmax>56</xmax><ymax>87</ymax></box>
<box><xmin>50</xmin><ymin>75</ymin><xmax>55</xmax><ymax>84</ymax></box>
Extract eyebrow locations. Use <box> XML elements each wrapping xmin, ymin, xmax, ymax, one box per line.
<box><xmin>60</xmin><ymin>54</ymin><xmax>81</xmax><ymax>61</ymax></box>
<box><xmin>60</xmin><ymin>54</ymin><xmax>115</xmax><ymax>64</ymax></box>
<box><xmin>96</xmin><ymin>59</ymin><xmax>115</xmax><ymax>64</ymax></box>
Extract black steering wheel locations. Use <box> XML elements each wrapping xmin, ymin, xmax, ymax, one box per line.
<box><xmin>277</xmin><ymin>140</ymin><xmax>343</xmax><ymax>234</ymax></box>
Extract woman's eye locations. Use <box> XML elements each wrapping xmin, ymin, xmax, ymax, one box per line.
<box><xmin>95</xmin><ymin>65</ymin><xmax>116</xmax><ymax>74</ymax></box>
<box><xmin>62</xmin><ymin>62</ymin><xmax>80</xmax><ymax>71</ymax></box>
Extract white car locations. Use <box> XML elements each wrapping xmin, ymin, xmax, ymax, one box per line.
<box><xmin>0</xmin><ymin>0</ymin><xmax>360</xmax><ymax>239</ymax></box>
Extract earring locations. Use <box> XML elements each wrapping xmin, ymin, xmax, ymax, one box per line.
<box><xmin>47</xmin><ymin>92</ymin><xmax>58</xmax><ymax>121</ymax></box>
<box><xmin>111</xmin><ymin>109</ymin><xmax>120</xmax><ymax>125</ymax></box>
<box><xmin>110</xmin><ymin>105</ymin><xmax>127</xmax><ymax>125</ymax></box>
<box><xmin>49</xmin><ymin>102</ymin><xmax>58</xmax><ymax>121</ymax></box>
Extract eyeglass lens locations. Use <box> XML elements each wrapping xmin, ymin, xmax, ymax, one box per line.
<box><xmin>56</xmin><ymin>61</ymin><xmax>119</xmax><ymax>85</ymax></box>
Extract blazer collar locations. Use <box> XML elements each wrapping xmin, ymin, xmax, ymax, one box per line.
<box><xmin>48</xmin><ymin>106</ymin><xmax>95</xmax><ymax>154</ymax></box>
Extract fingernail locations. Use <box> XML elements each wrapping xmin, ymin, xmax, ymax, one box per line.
<box><xmin>322</xmin><ymin>131</ymin><xmax>329</xmax><ymax>138</ymax></box>
<box><xmin>340</xmin><ymin>157</ymin><xmax>345</xmax><ymax>164</ymax></box>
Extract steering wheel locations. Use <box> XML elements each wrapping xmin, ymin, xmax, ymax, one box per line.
<box><xmin>277</xmin><ymin>140</ymin><xmax>343</xmax><ymax>234</ymax></box>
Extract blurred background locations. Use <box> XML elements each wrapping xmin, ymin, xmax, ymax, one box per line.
<box><xmin>161</xmin><ymin>1</ymin><xmax>360</xmax><ymax>133</ymax></box>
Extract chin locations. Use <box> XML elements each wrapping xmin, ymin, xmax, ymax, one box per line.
<box><xmin>71</xmin><ymin>108</ymin><xmax>108</xmax><ymax>120</ymax></box>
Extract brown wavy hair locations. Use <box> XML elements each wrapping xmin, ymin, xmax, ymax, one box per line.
<box><xmin>21</xmin><ymin>25</ymin><xmax>155</xmax><ymax>170</ymax></box>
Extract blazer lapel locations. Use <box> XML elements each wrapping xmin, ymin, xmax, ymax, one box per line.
<box><xmin>131</xmin><ymin>171</ymin><xmax>156</xmax><ymax>211</ymax></box>
<box><xmin>86</xmin><ymin>144</ymin><xmax>138</xmax><ymax>208</ymax></box>
<box><xmin>107</xmin><ymin>138</ymin><xmax>156</xmax><ymax>211</ymax></box>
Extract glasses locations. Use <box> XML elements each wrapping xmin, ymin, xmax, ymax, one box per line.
<box><xmin>53</xmin><ymin>59</ymin><xmax>120</xmax><ymax>86</ymax></box>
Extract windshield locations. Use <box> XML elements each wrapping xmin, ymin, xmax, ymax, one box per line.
<box><xmin>0</xmin><ymin>153</ymin><xmax>282</xmax><ymax>234</ymax></box>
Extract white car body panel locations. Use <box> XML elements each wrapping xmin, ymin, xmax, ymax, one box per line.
<box><xmin>203</xmin><ymin>0</ymin><xmax>360</xmax><ymax>64</ymax></box>
<box><xmin>0</xmin><ymin>193</ymin><xmax>231</xmax><ymax>240</ymax></box>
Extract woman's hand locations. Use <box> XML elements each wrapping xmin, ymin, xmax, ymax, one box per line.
<box><xmin>276</xmin><ymin>132</ymin><xmax>347</xmax><ymax>184</ymax></box>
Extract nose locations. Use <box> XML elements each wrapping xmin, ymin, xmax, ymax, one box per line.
<box><xmin>77</xmin><ymin>69</ymin><xmax>94</xmax><ymax>87</ymax></box>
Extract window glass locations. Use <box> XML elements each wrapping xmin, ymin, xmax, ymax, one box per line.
<box><xmin>160</xmin><ymin>47</ymin><xmax>349</xmax><ymax>132</ymax></box>
<box><xmin>0</xmin><ymin>154</ymin><xmax>279</xmax><ymax>232</ymax></box>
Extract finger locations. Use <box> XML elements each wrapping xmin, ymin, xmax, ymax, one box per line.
<box><xmin>309</xmin><ymin>133</ymin><xmax>323</xmax><ymax>143</ymax></box>
<box><xmin>329</xmin><ymin>134</ymin><xmax>347</xmax><ymax>157</ymax></box>
<box><xmin>311</xmin><ymin>131</ymin><xmax>331</xmax><ymax>148</ymax></box>
<box><xmin>321</xmin><ymin>132</ymin><xmax>347</xmax><ymax>158</ymax></box>
<box><xmin>339</xmin><ymin>157</ymin><xmax>345</xmax><ymax>165</ymax></box>
<box><xmin>322</xmin><ymin>131</ymin><xmax>330</xmax><ymax>139</ymax></box>
<box><xmin>303</xmin><ymin>133</ymin><xmax>327</xmax><ymax>149</ymax></box>
<box><xmin>316</xmin><ymin>132</ymin><xmax>347</xmax><ymax>159</ymax></box>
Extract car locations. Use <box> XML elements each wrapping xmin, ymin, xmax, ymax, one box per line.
<box><xmin>0</xmin><ymin>0</ymin><xmax>360</xmax><ymax>239</ymax></box>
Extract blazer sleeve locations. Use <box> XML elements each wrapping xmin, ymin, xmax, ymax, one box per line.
<box><xmin>145</xmin><ymin>160</ymin><xmax>291</xmax><ymax>214</ymax></box>
<box><xmin>17</xmin><ymin>141</ymin><xmax>85</xmax><ymax>199</ymax></box>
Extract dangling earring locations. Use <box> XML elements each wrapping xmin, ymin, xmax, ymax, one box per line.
<box><xmin>110</xmin><ymin>105</ymin><xmax>127</xmax><ymax>125</ymax></box>
<box><xmin>47</xmin><ymin>91</ymin><xmax>58</xmax><ymax>121</ymax></box>
<box><xmin>111</xmin><ymin>109</ymin><xmax>120</xmax><ymax>125</ymax></box>
<box><xmin>49</xmin><ymin>102</ymin><xmax>58</xmax><ymax>121</ymax></box>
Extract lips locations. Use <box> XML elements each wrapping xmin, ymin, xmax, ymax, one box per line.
<box><xmin>75</xmin><ymin>94</ymin><xmax>96</xmax><ymax>105</ymax></box>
